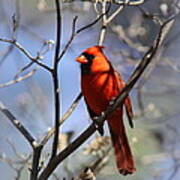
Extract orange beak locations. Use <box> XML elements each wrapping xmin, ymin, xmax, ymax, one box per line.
<box><xmin>76</xmin><ymin>55</ymin><xmax>88</xmax><ymax>64</ymax></box>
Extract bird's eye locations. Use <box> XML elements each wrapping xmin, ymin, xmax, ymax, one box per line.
<box><xmin>82</xmin><ymin>52</ymin><xmax>95</xmax><ymax>61</ymax></box>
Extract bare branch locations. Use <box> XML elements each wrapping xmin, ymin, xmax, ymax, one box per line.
<box><xmin>58</xmin><ymin>16</ymin><xmax>78</xmax><ymax>61</ymax></box>
<box><xmin>6</xmin><ymin>138</ymin><xmax>26</xmax><ymax>159</ymax></box>
<box><xmin>51</xmin><ymin>0</ymin><xmax>62</xmax><ymax>159</ymax></box>
<box><xmin>77</xmin><ymin>167</ymin><xmax>96</xmax><ymax>180</ymax></box>
<box><xmin>62</xmin><ymin>0</ymin><xmax>145</xmax><ymax>6</ymax></box>
<box><xmin>0</xmin><ymin>142</ymin><xmax>32</xmax><ymax>180</ymax></box>
<box><xmin>98</xmin><ymin>2</ymin><xmax>124</xmax><ymax>45</ymax></box>
<box><xmin>0</xmin><ymin>38</ymin><xmax>52</xmax><ymax>72</ymax></box>
<box><xmin>30</xmin><ymin>146</ymin><xmax>43</xmax><ymax>180</ymax></box>
<box><xmin>14</xmin><ymin>62</ymin><xmax>35</xmax><ymax>78</ymax></box>
<box><xmin>14</xmin><ymin>40</ymin><xmax>55</xmax><ymax>78</ymax></box>
<box><xmin>0</xmin><ymin>69</ymin><xmax>37</xmax><ymax>88</ymax></box>
<box><xmin>60</xmin><ymin>93</ymin><xmax>83</xmax><ymax>124</ymax></box>
<box><xmin>0</xmin><ymin>102</ymin><xmax>36</xmax><ymax>147</ymax></box>
<box><xmin>0</xmin><ymin>44</ymin><xmax>14</xmax><ymax>66</ymax></box>
<box><xmin>98</xmin><ymin>1</ymin><xmax>108</xmax><ymax>45</ymax></box>
<box><xmin>40</xmin><ymin>93</ymin><xmax>82</xmax><ymax>146</ymax></box>
<box><xmin>0</xmin><ymin>0</ymin><xmax>20</xmax><ymax>66</ymax></box>
<box><xmin>113</xmin><ymin>0</ymin><xmax>144</xmax><ymax>6</ymax></box>
<box><xmin>106</xmin><ymin>5</ymin><xmax>123</xmax><ymax>24</ymax></box>
<box><xmin>58</xmin><ymin>4</ymin><xmax>111</xmax><ymax>61</ymax></box>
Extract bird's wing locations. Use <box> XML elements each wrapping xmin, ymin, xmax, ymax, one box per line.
<box><xmin>124</xmin><ymin>96</ymin><xmax>134</xmax><ymax>128</ymax></box>
<box><xmin>84</xmin><ymin>97</ymin><xmax>104</xmax><ymax>135</ymax></box>
<box><xmin>116</xmin><ymin>71</ymin><xmax>134</xmax><ymax>128</ymax></box>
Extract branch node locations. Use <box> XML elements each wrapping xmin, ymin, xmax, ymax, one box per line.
<box><xmin>32</xmin><ymin>141</ymin><xmax>39</xmax><ymax>148</ymax></box>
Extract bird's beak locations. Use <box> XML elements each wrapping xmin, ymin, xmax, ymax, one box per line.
<box><xmin>76</xmin><ymin>55</ymin><xmax>88</xmax><ymax>64</ymax></box>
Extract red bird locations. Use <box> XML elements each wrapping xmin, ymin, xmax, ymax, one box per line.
<box><xmin>76</xmin><ymin>46</ymin><xmax>136</xmax><ymax>175</ymax></box>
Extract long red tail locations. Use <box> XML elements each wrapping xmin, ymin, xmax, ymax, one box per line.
<box><xmin>108</xmin><ymin>113</ymin><xmax>136</xmax><ymax>175</ymax></box>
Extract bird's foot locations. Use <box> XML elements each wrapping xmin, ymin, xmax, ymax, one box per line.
<box><xmin>109</xmin><ymin>96</ymin><xmax>117</xmax><ymax>106</ymax></box>
<box><xmin>93</xmin><ymin>116</ymin><xmax>104</xmax><ymax>136</ymax></box>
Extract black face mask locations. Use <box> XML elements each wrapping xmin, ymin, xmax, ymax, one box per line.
<box><xmin>80</xmin><ymin>52</ymin><xmax>95</xmax><ymax>75</ymax></box>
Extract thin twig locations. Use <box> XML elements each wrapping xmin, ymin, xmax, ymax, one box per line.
<box><xmin>14</xmin><ymin>62</ymin><xmax>35</xmax><ymax>78</ymax></box>
<box><xmin>14</xmin><ymin>40</ymin><xmax>54</xmax><ymax>78</ymax></box>
<box><xmin>0</xmin><ymin>38</ymin><xmax>52</xmax><ymax>72</ymax></box>
<box><xmin>0</xmin><ymin>0</ymin><xmax>20</xmax><ymax>66</ymax></box>
<box><xmin>0</xmin><ymin>101</ymin><xmax>36</xmax><ymax>147</ymax></box>
<box><xmin>40</xmin><ymin>92</ymin><xmax>82</xmax><ymax>146</ymax></box>
<box><xmin>60</xmin><ymin>93</ymin><xmax>83</xmax><ymax>124</ymax></box>
<box><xmin>0</xmin><ymin>44</ymin><xmax>14</xmax><ymax>66</ymax></box>
<box><xmin>76</xmin><ymin>3</ymin><xmax>110</xmax><ymax>34</ymax></box>
<box><xmin>98</xmin><ymin>1</ymin><xmax>108</xmax><ymax>45</ymax></box>
<box><xmin>58</xmin><ymin>16</ymin><xmax>78</xmax><ymax>61</ymax></box>
<box><xmin>0</xmin><ymin>69</ymin><xmax>37</xmax><ymax>88</ymax></box>
<box><xmin>6</xmin><ymin>138</ymin><xmax>25</xmax><ymax>159</ymax></box>
<box><xmin>58</xmin><ymin>4</ymin><xmax>111</xmax><ymax>61</ymax></box>
<box><xmin>113</xmin><ymin>0</ymin><xmax>144</xmax><ymax>6</ymax></box>
<box><xmin>0</xmin><ymin>152</ymin><xmax>31</xmax><ymax>180</ymax></box>
<box><xmin>51</xmin><ymin>0</ymin><xmax>62</xmax><ymax>159</ymax></box>
<box><xmin>98</xmin><ymin>2</ymin><xmax>124</xmax><ymax>45</ymax></box>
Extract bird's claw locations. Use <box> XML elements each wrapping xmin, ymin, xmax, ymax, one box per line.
<box><xmin>109</xmin><ymin>96</ymin><xmax>117</xmax><ymax>106</ymax></box>
<box><xmin>93</xmin><ymin>116</ymin><xmax>104</xmax><ymax>136</ymax></box>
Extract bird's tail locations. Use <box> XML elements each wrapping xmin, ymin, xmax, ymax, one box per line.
<box><xmin>108</xmin><ymin>114</ymin><xmax>136</xmax><ymax>175</ymax></box>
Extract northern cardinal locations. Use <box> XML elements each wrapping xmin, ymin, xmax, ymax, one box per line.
<box><xmin>76</xmin><ymin>46</ymin><xmax>136</xmax><ymax>175</ymax></box>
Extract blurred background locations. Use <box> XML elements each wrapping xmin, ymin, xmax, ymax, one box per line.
<box><xmin>0</xmin><ymin>0</ymin><xmax>180</xmax><ymax>179</ymax></box>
